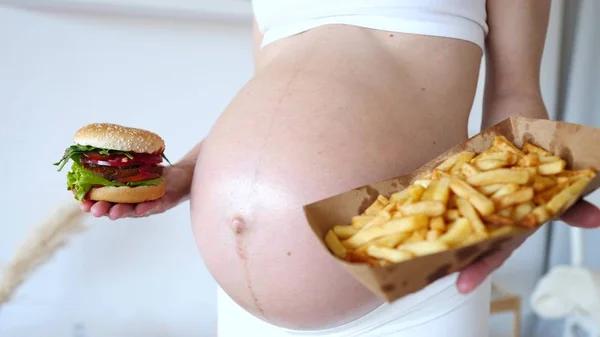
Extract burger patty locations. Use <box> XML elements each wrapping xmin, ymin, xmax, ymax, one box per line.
<box><xmin>83</xmin><ymin>164</ymin><xmax>163</xmax><ymax>181</ymax></box>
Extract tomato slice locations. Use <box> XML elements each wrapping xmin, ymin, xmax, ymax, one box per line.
<box><xmin>85</xmin><ymin>153</ymin><xmax>116</xmax><ymax>160</ymax></box>
<box><xmin>116</xmin><ymin>172</ymin><xmax>161</xmax><ymax>183</ymax></box>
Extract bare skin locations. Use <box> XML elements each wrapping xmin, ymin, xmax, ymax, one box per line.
<box><xmin>82</xmin><ymin>0</ymin><xmax>600</xmax><ymax>331</ymax></box>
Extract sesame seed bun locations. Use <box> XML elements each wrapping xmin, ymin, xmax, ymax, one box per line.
<box><xmin>74</xmin><ymin>123</ymin><xmax>165</xmax><ymax>154</ymax></box>
<box><xmin>83</xmin><ymin>181</ymin><xmax>166</xmax><ymax>204</ymax></box>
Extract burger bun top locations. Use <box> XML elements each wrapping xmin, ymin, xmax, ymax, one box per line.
<box><xmin>73</xmin><ymin>123</ymin><xmax>165</xmax><ymax>154</ymax></box>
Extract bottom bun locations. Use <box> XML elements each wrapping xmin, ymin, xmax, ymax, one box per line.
<box><xmin>85</xmin><ymin>181</ymin><xmax>166</xmax><ymax>203</ymax></box>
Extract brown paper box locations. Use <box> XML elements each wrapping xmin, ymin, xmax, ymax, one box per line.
<box><xmin>303</xmin><ymin>117</ymin><xmax>600</xmax><ymax>302</ymax></box>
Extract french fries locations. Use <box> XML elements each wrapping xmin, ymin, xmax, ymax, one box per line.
<box><xmin>426</xmin><ymin>229</ymin><xmax>442</xmax><ymax>241</ymax></box>
<box><xmin>478</xmin><ymin>184</ymin><xmax>505</xmax><ymax>195</ymax></box>
<box><xmin>363</xmin><ymin>195</ymin><xmax>389</xmax><ymax>215</ymax></box>
<box><xmin>436</xmin><ymin>152</ymin><xmax>476</xmax><ymax>172</ymax></box>
<box><xmin>351</xmin><ymin>215</ymin><xmax>375</xmax><ymax>228</ymax></box>
<box><xmin>523</xmin><ymin>141</ymin><xmax>552</xmax><ymax>156</ymax></box>
<box><xmin>399</xmin><ymin>201</ymin><xmax>446</xmax><ymax>217</ymax></box>
<box><xmin>325</xmin><ymin>136</ymin><xmax>596</xmax><ymax>266</ymax></box>
<box><xmin>398</xmin><ymin>241</ymin><xmax>448</xmax><ymax>256</ymax></box>
<box><xmin>455</xmin><ymin>197</ymin><xmax>487</xmax><ymax>235</ymax></box>
<box><xmin>538</xmin><ymin>160</ymin><xmax>567</xmax><ymax>175</ymax></box>
<box><xmin>438</xmin><ymin>218</ymin><xmax>473</xmax><ymax>246</ymax></box>
<box><xmin>430</xmin><ymin>216</ymin><xmax>446</xmax><ymax>231</ymax></box>
<box><xmin>325</xmin><ymin>230</ymin><xmax>347</xmax><ymax>259</ymax></box>
<box><xmin>495</xmin><ymin>187</ymin><xmax>535</xmax><ymax>209</ymax></box>
<box><xmin>449</xmin><ymin>178</ymin><xmax>495</xmax><ymax>216</ymax></box>
<box><xmin>467</xmin><ymin>169</ymin><xmax>531</xmax><ymax>186</ymax></box>
<box><xmin>461</xmin><ymin>163</ymin><xmax>480</xmax><ymax>177</ymax></box>
<box><xmin>343</xmin><ymin>215</ymin><xmax>428</xmax><ymax>249</ymax></box>
<box><xmin>367</xmin><ymin>245</ymin><xmax>413</xmax><ymax>263</ymax></box>
<box><xmin>333</xmin><ymin>225</ymin><xmax>359</xmax><ymax>239</ymax></box>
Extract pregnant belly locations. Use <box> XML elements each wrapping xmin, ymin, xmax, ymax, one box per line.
<box><xmin>190</xmin><ymin>32</ymin><xmax>481</xmax><ymax>330</ymax></box>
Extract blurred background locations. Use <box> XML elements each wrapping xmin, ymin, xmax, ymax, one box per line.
<box><xmin>0</xmin><ymin>1</ymin><xmax>598</xmax><ymax>336</ymax></box>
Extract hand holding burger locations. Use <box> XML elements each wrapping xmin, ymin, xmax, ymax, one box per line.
<box><xmin>55</xmin><ymin>123</ymin><xmax>193</xmax><ymax>219</ymax></box>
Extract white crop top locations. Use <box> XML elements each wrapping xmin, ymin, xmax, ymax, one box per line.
<box><xmin>253</xmin><ymin>0</ymin><xmax>489</xmax><ymax>51</ymax></box>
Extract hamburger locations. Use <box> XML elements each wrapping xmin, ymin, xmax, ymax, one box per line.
<box><xmin>54</xmin><ymin>123</ymin><xmax>171</xmax><ymax>203</ymax></box>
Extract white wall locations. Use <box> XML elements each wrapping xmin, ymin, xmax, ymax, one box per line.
<box><xmin>0</xmin><ymin>6</ymin><xmax>253</xmax><ymax>337</ymax></box>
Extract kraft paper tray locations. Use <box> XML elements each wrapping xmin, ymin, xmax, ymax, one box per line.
<box><xmin>303</xmin><ymin>117</ymin><xmax>600</xmax><ymax>302</ymax></box>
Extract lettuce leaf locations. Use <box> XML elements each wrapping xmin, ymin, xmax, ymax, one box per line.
<box><xmin>67</xmin><ymin>160</ymin><xmax>163</xmax><ymax>201</ymax></box>
<box><xmin>54</xmin><ymin>145</ymin><xmax>134</xmax><ymax>171</ymax></box>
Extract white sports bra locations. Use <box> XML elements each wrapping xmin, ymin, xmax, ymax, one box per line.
<box><xmin>253</xmin><ymin>0</ymin><xmax>489</xmax><ymax>51</ymax></box>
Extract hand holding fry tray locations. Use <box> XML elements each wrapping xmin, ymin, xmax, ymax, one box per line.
<box><xmin>303</xmin><ymin>117</ymin><xmax>600</xmax><ymax>302</ymax></box>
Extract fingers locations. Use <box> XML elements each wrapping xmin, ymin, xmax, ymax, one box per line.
<box><xmin>88</xmin><ymin>201</ymin><xmax>134</xmax><ymax>220</ymax></box>
<box><xmin>80</xmin><ymin>200</ymin><xmax>94</xmax><ymax>212</ymax></box>
<box><xmin>108</xmin><ymin>203</ymin><xmax>135</xmax><ymax>220</ymax></box>
<box><xmin>80</xmin><ymin>198</ymin><xmax>165</xmax><ymax>220</ymax></box>
<box><xmin>134</xmin><ymin>200</ymin><xmax>162</xmax><ymax>217</ymax></box>
<box><xmin>559</xmin><ymin>200</ymin><xmax>600</xmax><ymax>229</ymax></box>
<box><xmin>456</xmin><ymin>236</ymin><xmax>527</xmax><ymax>294</ymax></box>
<box><xmin>90</xmin><ymin>201</ymin><xmax>113</xmax><ymax>217</ymax></box>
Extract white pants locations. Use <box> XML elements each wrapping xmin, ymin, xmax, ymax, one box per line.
<box><xmin>217</xmin><ymin>273</ymin><xmax>491</xmax><ymax>337</ymax></box>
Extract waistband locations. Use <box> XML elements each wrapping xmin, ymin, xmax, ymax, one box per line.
<box><xmin>217</xmin><ymin>273</ymin><xmax>486</xmax><ymax>337</ymax></box>
<box><xmin>256</xmin><ymin>6</ymin><xmax>488</xmax><ymax>51</ymax></box>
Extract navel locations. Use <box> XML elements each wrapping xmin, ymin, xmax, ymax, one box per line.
<box><xmin>230</xmin><ymin>217</ymin><xmax>248</xmax><ymax>260</ymax></box>
<box><xmin>230</xmin><ymin>216</ymin><xmax>248</xmax><ymax>236</ymax></box>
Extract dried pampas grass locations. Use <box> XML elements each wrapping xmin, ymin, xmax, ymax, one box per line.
<box><xmin>0</xmin><ymin>200</ymin><xmax>90</xmax><ymax>306</ymax></box>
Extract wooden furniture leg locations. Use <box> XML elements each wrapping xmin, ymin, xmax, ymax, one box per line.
<box><xmin>490</xmin><ymin>283</ymin><xmax>522</xmax><ymax>337</ymax></box>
